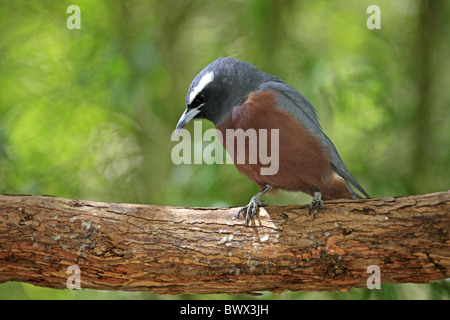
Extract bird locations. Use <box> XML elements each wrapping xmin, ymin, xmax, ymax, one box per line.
<box><xmin>175</xmin><ymin>57</ymin><xmax>369</xmax><ymax>225</ymax></box>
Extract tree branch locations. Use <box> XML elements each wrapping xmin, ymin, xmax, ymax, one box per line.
<box><xmin>0</xmin><ymin>191</ymin><xmax>448</xmax><ymax>295</ymax></box>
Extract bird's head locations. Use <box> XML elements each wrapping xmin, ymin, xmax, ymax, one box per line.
<box><xmin>175</xmin><ymin>57</ymin><xmax>267</xmax><ymax>134</ymax></box>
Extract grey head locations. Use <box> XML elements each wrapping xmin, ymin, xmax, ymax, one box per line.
<box><xmin>176</xmin><ymin>57</ymin><xmax>274</xmax><ymax>133</ymax></box>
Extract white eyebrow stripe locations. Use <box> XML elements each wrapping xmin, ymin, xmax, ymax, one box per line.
<box><xmin>189</xmin><ymin>71</ymin><xmax>214</xmax><ymax>105</ymax></box>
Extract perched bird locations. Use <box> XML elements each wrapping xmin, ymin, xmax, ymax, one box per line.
<box><xmin>176</xmin><ymin>57</ymin><xmax>369</xmax><ymax>224</ymax></box>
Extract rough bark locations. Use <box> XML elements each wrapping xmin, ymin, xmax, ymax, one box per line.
<box><xmin>0</xmin><ymin>191</ymin><xmax>448</xmax><ymax>295</ymax></box>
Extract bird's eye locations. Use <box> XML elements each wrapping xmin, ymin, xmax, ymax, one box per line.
<box><xmin>194</xmin><ymin>93</ymin><xmax>205</xmax><ymax>104</ymax></box>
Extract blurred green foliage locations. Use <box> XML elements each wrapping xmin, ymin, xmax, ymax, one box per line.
<box><xmin>0</xmin><ymin>0</ymin><xmax>448</xmax><ymax>299</ymax></box>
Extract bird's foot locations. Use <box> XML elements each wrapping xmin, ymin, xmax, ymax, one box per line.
<box><xmin>237</xmin><ymin>197</ymin><xmax>269</xmax><ymax>225</ymax></box>
<box><xmin>237</xmin><ymin>184</ymin><xmax>272</xmax><ymax>225</ymax></box>
<box><xmin>308</xmin><ymin>190</ymin><xmax>324</xmax><ymax>221</ymax></box>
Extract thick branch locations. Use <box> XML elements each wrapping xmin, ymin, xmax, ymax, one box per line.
<box><xmin>0</xmin><ymin>191</ymin><xmax>448</xmax><ymax>295</ymax></box>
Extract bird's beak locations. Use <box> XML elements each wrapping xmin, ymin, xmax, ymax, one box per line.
<box><xmin>175</xmin><ymin>105</ymin><xmax>203</xmax><ymax>135</ymax></box>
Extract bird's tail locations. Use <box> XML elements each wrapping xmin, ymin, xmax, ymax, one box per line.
<box><xmin>345</xmin><ymin>180</ymin><xmax>369</xmax><ymax>199</ymax></box>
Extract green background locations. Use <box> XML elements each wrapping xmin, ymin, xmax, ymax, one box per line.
<box><xmin>0</xmin><ymin>0</ymin><xmax>448</xmax><ymax>299</ymax></box>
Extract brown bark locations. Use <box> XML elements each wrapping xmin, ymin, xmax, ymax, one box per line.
<box><xmin>0</xmin><ymin>191</ymin><xmax>448</xmax><ymax>295</ymax></box>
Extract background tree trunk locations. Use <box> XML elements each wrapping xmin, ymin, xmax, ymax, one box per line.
<box><xmin>0</xmin><ymin>191</ymin><xmax>448</xmax><ymax>295</ymax></box>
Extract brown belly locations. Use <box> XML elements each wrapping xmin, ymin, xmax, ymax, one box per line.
<box><xmin>216</xmin><ymin>91</ymin><xmax>353</xmax><ymax>200</ymax></box>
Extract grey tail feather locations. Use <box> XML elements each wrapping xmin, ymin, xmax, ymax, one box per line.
<box><xmin>346</xmin><ymin>181</ymin><xmax>364</xmax><ymax>199</ymax></box>
<box><xmin>353</xmin><ymin>183</ymin><xmax>370</xmax><ymax>199</ymax></box>
<box><xmin>332</xmin><ymin>163</ymin><xmax>370</xmax><ymax>199</ymax></box>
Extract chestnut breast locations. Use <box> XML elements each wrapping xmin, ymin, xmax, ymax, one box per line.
<box><xmin>216</xmin><ymin>91</ymin><xmax>335</xmax><ymax>197</ymax></box>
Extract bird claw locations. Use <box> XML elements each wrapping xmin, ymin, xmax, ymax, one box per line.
<box><xmin>308</xmin><ymin>190</ymin><xmax>324</xmax><ymax>221</ymax></box>
<box><xmin>237</xmin><ymin>197</ymin><xmax>269</xmax><ymax>225</ymax></box>
<box><xmin>237</xmin><ymin>184</ymin><xmax>272</xmax><ymax>225</ymax></box>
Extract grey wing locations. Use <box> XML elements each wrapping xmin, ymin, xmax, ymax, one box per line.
<box><xmin>259</xmin><ymin>80</ymin><xmax>370</xmax><ymax>198</ymax></box>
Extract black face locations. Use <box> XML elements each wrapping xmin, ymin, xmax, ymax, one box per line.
<box><xmin>188</xmin><ymin>93</ymin><xmax>205</xmax><ymax>110</ymax></box>
<box><xmin>188</xmin><ymin>92</ymin><xmax>207</xmax><ymax>118</ymax></box>
<box><xmin>183</xmin><ymin>76</ymin><xmax>224</xmax><ymax>126</ymax></box>
<box><xmin>176</xmin><ymin>86</ymin><xmax>211</xmax><ymax>133</ymax></box>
